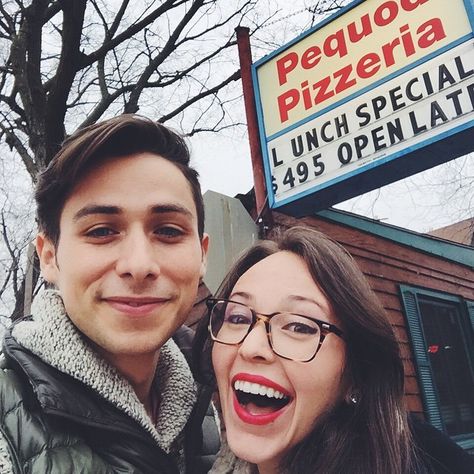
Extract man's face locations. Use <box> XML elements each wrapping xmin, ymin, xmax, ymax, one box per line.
<box><xmin>36</xmin><ymin>152</ymin><xmax>208</xmax><ymax>361</ymax></box>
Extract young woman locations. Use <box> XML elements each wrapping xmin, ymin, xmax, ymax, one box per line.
<box><xmin>193</xmin><ymin>227</ymin><xmax>473</xmax><ymax>474</ymax></box>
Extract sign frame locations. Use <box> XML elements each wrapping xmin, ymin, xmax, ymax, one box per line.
<box><xmin>251</xmin><ymin>0</ymin><xmax>474</xmax><ymax>216</ymax></box>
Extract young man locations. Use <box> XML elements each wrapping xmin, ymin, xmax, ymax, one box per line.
<box><xmin>0</xmin><ymin>115</ymin><xmax>218</xmax><ymax>473</ymax></box>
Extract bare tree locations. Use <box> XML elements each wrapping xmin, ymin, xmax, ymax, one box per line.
<box><xmin>0</xmin><ymin>0</ymin><xmax>275</xmax><ymax>317</ymax></box>
<box><xmin>0</xmin><ymin>1</ymin><xmax>270</xmax><ymax>178</ymax></box>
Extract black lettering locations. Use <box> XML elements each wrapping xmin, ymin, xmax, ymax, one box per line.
<box><xmin>389</xmin><ymin>85</ymin><xmax>406</xmax><ymax>111</ymax></box>
<box><xmin>321</xmin><ymin>121</ymin><xmax>334</xmax><ymax>142</ymax></box>
<box><xmin>296</xmin><ymin>161</ymin><xmax>309</xmax><ymax>183</ymax></box>
<box><xmin>272</xmin><ymin>175</ymin><xmax>278</xmax><ymax>194</ymax></box>
<box><xmin>305</xmin><ymin>129</ymin><xmax>320</xmax><ymax>151</ymax></box>
<box><xmin>430</xmin><ymin>101</ymin><xmax>448</xmax><ymax>126</ymax></box>
<box><xmin>422</xmin><ymin>71</ymin><xmax>434</xmax><ymax>95</ymax></box>
<box><xmin>372</xmin><ymin>95</ymin><xmax>387</xmax><ymax>119</ymax></box>
<box><xmin>445</xmin><ymin>89</ymin><xmax>463</xmax><ymax>116</ymax></box>
<box><xmin>371</xmin><ymin>126</ymin><xmax>386</xmax><ymax>151</ymax></box>
<box><xmin>338</xmin><ymin>143</ymin><xmax>352</xmax><ymax>164</ymax></box>
<box><xmin>271</xmin><ymin>148</ymin><xmax>283</xmax><ymax>167</ymax></box>
<box><xmin>406</xmin><ymin>77</ymin><xmax>423</xmax><ymax>101</ymax></box>
<box><xmin>387</xmin><ymin>118</ymin><xmax>404</xmax><ymax>145</ymax></box>
<box><xmin>282</xmin><ymin>167</ymin><xmax>296</xmax><ymax>188</ymax></box>
<box><xmin>455</xmin><ymin>55</ymin><xmax>474</xmax><ymax>79</ymax></box>
<box><xmin>468</xmin><ymin>83</ymin><xmax>474</xmax><ymax>109</ymax></box>
<box><xmin>356</xmin><ymin>102</ymin><xmax>371</xmax><ymax>126</ymax></box>
<box><xmin>291</xmin><ymin>136</ymin><xmax>304</xmax><ymax>157</ymax></box>
<box><xmin>354</xmin><ymin>134</ymin><xmax>369</xmax><ymax>158</ymax></box>
<box><xmin>409</xmin><ymin>110</ymin><xmax>427</xmax><ymax>135</ymax></box>
<box><xmin>438</xmin><ymin>64</ymin><xmax>456</xmax><ymax>90</ymax></box>
<box><xmin>313</xmin><ymin>154</ymin><xmax>325</xmax><ymax>176</ymax></box>
<box><xmin>335</xmin><ymin>113</ymin><xmax>349</xmax><ymax>136</ymax></box>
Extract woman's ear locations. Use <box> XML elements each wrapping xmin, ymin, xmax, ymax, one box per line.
<box><xmin>35</xmin><ymin>233</ymin><xmax>59</xmax><ymax>284</ymax></box>
<box><xmin>344</xmin><ymin>388</ymin><xmax>361</xmax><ymax>405</ymax></box>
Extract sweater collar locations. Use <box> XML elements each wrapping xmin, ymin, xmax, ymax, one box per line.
<box><xmin>208</xmin><ymin>437</ymin><xmax>256</xmax><ymax>474</ymax></box>
<box><xmin>10</xmin><ymin>289</ymin><xmax>197</xmax><ymax>454</ymax></box>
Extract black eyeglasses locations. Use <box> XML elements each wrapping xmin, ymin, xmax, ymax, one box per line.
<box><xmin>207</xmin><ymin>298</ymin><xmax>344</xmax><ymax>362</ymax></box>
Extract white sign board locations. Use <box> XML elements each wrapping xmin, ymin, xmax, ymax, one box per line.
<box><xmin>252</xmin><ymin>0</ymin><xmax>474</xmax><ymax>214</ymax></box>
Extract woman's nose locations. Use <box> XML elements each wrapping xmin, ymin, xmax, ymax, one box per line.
<box><xmin>238</xmin><ymin>321</ymin><xmax>276</xmax><ymax>363</ymax></box>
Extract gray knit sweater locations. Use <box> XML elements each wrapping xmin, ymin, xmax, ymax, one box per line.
<box><xmin>0</xmin><ymin>290</ymin><xmax>197</xmax><ymax>473</ymax></box>
<box><xmin>208</xmin><ymin>438</ymin><xmax>256</xmax><ymax>474</ymax></box>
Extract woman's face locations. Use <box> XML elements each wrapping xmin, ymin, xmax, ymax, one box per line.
<box><xmin>212</xmin><ymin>251</ymin><xmax>347</xmax><ymax>473</ymax></box>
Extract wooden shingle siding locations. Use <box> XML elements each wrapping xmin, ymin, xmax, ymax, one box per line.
<box><xmin>273</xmin><ymin>211</ymin><xmax>474</xmax><ymax>419</ymax></box>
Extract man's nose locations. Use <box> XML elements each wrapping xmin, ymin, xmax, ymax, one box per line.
<box><xmin>238</xmin><ymin>321</ymin><xmax>276</xmax><ymax>363</ymax></box>
<box><xmin>115</xmin><ymin>230</ymin><xmax>161</xmax><ymax>281</ymax></box>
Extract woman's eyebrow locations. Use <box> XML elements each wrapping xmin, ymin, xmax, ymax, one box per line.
<box><xmin>286</xmin><ymin>294</ymin><xmax>326</xmax><ymax>311</ymax></box>
<box><xmin>228</xmin><ymin>292</ymin><xmax>327</xmax><ymax>312</ymax></box>
<box><xmin>229</xmin><ymin>291</ymin><xmax>252</xmax><ymax>301</ymax></box>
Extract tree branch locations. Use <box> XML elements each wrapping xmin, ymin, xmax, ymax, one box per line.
<box><xmin>0</xmin><ymin>114</ymin><xmax>37</xmax><ymax>178</ymax></box>
<box><xmin>79</xmin><ymin>0</ymin><xmax>186</xmax><ymax>69</ymax></box>
<box><xmin>158</xmin><ymin>69</ymin><xmax>240</xmax><ymax>123</ymax></box>
<box><xmin>124</xmin><ymin>0</ymin><xmax>206</xmax><ymax>113</ymax></box>
<box><xmin>44</xmin><ymin>0</ymin><xmax>87</xmax><ymax>163</ymax></box>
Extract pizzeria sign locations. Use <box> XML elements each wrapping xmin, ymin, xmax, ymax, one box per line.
<box><xmin>252</xmin><ymin>0</ymin><xmax>474</xmax><ymax>215</ymax></box>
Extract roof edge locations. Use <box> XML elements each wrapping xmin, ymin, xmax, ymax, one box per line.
<box><xmin>315</xmin><ymin>208</ymin><xmax>474</xmax><ymax>268</ymax></box>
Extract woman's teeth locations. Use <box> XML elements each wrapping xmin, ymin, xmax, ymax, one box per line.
<box><xmin>234</xmin><ymin>380</ymin><xmax>288</xmax><ymax>400</ymax></box>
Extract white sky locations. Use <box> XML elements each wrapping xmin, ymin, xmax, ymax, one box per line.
<box><xmin>189</xmin><ymin>0</ymin><xmax>473</xmax><ymax>234</ymax></box>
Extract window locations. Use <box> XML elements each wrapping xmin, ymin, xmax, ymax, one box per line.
<box><xmin>400</xmin><ymin>286</ymin><xmax>474</xmax><ymax>450</ymax></box>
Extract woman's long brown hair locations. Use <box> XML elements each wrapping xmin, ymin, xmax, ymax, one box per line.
<box><xmin>193</xmin><ymin>226</ymin><xmax>423</xmax><ymax>474</ymax></box>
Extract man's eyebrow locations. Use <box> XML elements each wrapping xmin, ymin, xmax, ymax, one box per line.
<box><xmin>73</xmin><ymin>205</ymin><xmax>121</xmax><ymax>221</ymax></box>
<box><xmin>150</xmin><ymin>204</ymin><xmax>193</xmax><ymax>218</ymax></box>
<box><xmin>73</xmin><ymin>203</ymin><xmax>194</xmax><ymax>221</ymax></box>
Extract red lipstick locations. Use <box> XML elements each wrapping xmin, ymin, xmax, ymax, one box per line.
<box><xmin>231</xmin><ymin>372</ymin><xmax>292</xmax><ymax>425</ymax></box>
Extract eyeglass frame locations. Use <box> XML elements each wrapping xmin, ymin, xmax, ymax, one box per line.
<box><xmin>206</xmin><ymin>297</ymin><xmax>344</xmax><ymax>362</ymax></box>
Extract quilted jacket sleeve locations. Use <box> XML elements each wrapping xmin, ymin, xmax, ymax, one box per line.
<box><xmin>0</xmin><ymin>429</ymin><xmax>14</xmax><ymax>474</ymax></box>
<box><xmin>0</xmin><ymin>353</ymin><xmax>15</xmax><ymax>474</ymax></box>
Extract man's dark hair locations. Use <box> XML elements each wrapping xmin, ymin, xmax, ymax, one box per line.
<box><xmin>35</xmin><ymin>114</ymin><xmax>205</xmax><ymax>244</ymax></box>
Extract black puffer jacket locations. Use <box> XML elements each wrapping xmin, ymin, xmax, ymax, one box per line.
<box><xmin>0</xmin><ymin>291</ymin><xmax>219</xmax><ymax>474</ymax></box>
<box><xmin>0</xmin><ymin>329</ymin><xmax>218</xmax><ymax>474</ymax></box>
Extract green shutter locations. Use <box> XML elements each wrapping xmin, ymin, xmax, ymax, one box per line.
<box><xmin>467</xmin><ymin>300</ymin><xmax>474</xmax><ymax>332</ymax></box>
<box><xmin>399</xmin><ymin>286</ymin><xmax>443</xmax><ymax>430</ymax></box>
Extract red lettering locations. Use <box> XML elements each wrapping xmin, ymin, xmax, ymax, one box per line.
<box><xmin>271</xmin><ymin>0</ymin><xmax>437</xmax><ymax>121</ymax></box>
<box><xmin>347</xmin><ymin>13</ymin><xmax>373</xmax><ymax>43</ymax></box>
<box><xmin>277</xmin><ymin>52</ymin><xmax>298</xmax><ymax>86</ymax></box>
<box><xmin>312</xmin><ymin>76</ymin><xmax>334</xmax><ymax>105</ymax></box>
<box><xmin>277</xmin><ymin>89</ymin><xmax>300</xmax><ymax>122</ymax></box>
<box><xmin>417</xmin><ymin>18</ymin><xmax>446</xmax><ymax>48</ymax></box>
<box><xmin>400</xmin><ymin>24</ymin><xmax>416</xmax><ymax>57</ymax></box>
<box><xmin>382</xmin><ymin>37</ymin><xmax>401</xmax><ymax>67</ymax></box>
<box><xmin>401</xmin><ymin>0</ymin><xmax>429</xmax><ymax>11</ymax></box>
<box><xmin>301</xmin><ymin>81</ymin><xmax>312</xmax><ymax>109</ymax></box>
<box><xmin>356</xmin><ymin>53</ymin><xmax>381</xmax><ymax>79</ymax></box>
<box><xmin>301</xmin><ymin>46</ymin><xmax>321</xmax><ymax>70</ymax></box>
<box><xmin>323</xmin><ymin>29</ymin><xmax>348</xmax><ymax>59</ymax></box>
<box><xmin>334</xmin><ymin>64</ymin><xmax>356</xmax><ymax>94</ymax></box>
<box><xmin>374</xmin><ymin>1</ymin><xmax>399</xmax><ymax>27</ymax></box>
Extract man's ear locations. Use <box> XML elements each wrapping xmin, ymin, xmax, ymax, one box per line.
<box><xmin>35</xmin><ymin>233</ymin><xmax>59</xmax><ymax>284</ymax></box>
<box><xmin>199</xmin><ymin>233</ymin><xmax>210</xmax><ymax>279</ymax></box>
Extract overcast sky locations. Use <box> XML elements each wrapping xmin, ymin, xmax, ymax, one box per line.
<box><xmin>190</xmin><ymin>0</ymin><xmax>473</xmax><ymax>234</ymax></box>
